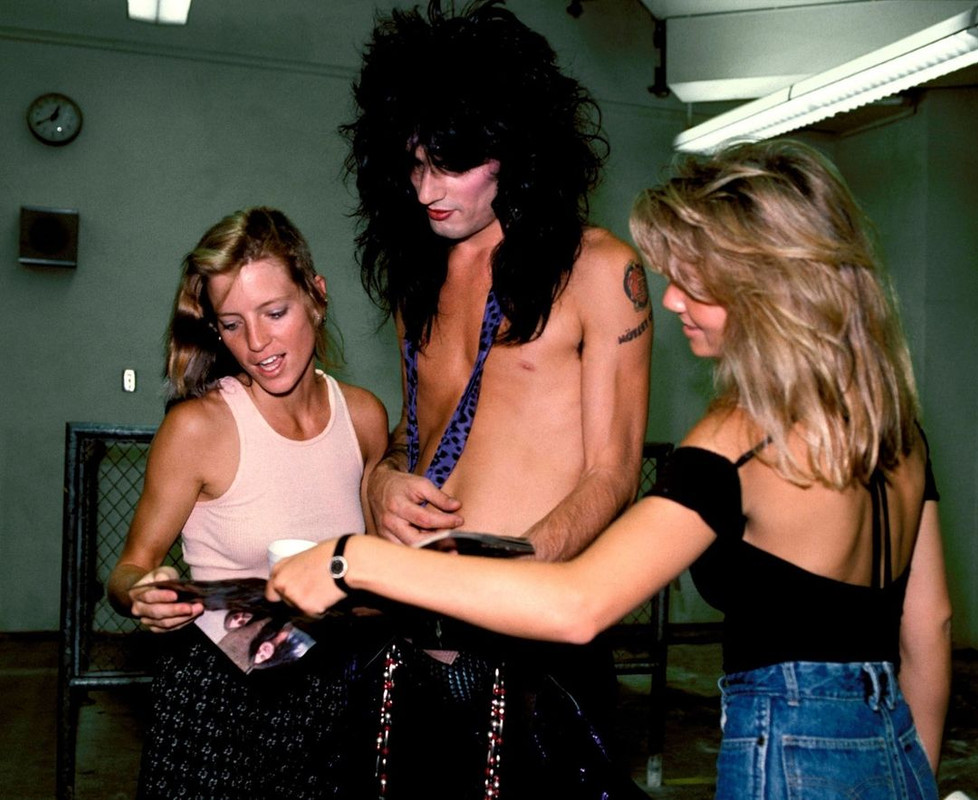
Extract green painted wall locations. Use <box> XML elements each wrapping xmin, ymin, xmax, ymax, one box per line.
<box><xmin>0</xmin><ymin>0</ymin><xmax>687</xmax><ymax>631</ymax></box>
<box><xmin>832</xmin><ymin>91</ymin><xmax>978</xmax><ymax>648</ymax></box>
<box><xmin>2</xmin><ymin>1</ymin><xmax>975</xmax><ymax>647</ymax></box>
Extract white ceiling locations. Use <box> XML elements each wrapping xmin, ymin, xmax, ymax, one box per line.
<box><xmin>638</xmin><ymin>0</ymin><xmax>978</xmax><ymax>103</ymax></box>
<box><xmin>642</xmin><ymin>0</ymin><xmax>857</xmax><ymax>17</ymax></box>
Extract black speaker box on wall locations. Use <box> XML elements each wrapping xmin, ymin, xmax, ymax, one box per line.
<box><xmin>19</xmin><ymin>206</ymin><xmax>79</xmax><ymax>268</ymax></box>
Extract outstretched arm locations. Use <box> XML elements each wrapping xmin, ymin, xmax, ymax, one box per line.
<box><xmin>268</xmin><ymin>491</ymin><xmax>715</xmax><ymax>641</ymax></box>
<box><xmin>899</xmin><ymin>500</ymin><xmax>952</xmax><ymax>773</ymax></box>
<box><xmin>527</xmin><ymin>238</ymin><xmax>653</xmax><ymax>561</ymax></box>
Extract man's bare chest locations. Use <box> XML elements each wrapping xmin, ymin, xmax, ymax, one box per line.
<box><xmin>415</xmin><ymin>326</ymin><xmax>580</xmax><ymax>443</ymax></box>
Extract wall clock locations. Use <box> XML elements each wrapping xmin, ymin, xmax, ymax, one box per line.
<box><xmin>27</xmin><ymin>92</ymin><xmax>83</xmax><ymax>146</ymax></box>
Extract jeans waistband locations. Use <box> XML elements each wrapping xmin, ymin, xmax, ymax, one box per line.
<box><xmin>720</xmin><ymin>661</ymin><xmax>899</xmax><ymax>711</ymax></box>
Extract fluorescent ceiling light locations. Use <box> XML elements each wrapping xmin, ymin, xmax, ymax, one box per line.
<box><xmin>674</xmin><ymin>4</ymin><xmax>978</xmax><ymax>153</ymax></box>
<box><xmin>127</xmin><ymin>0</ymin><xmax>192</xmax><ymax>25</ymax></box>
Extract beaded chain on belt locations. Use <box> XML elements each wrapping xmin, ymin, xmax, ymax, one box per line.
<box><xmin>374</xmin><ymin>641</ymin><xmax>507</xmax><ymax>800</ymax></box>
<box><xmin>483</xmin><ymin>664</ymin><xmax>506</xmax><ymax>799</ymax></box>
<box><xmin>374</xmin><ymin>641</ymin><xmax>401</xmax><ymax>797</ymax></box>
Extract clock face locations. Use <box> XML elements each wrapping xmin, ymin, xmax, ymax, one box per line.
<box><xmin>27</xmin><ymin>93</ymin><xmax>83</xmax><ymax>146</ymax></box>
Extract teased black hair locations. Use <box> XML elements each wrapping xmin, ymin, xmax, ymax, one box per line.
<box><xmin>342</xmin><ymin>0</ymin><xmax>607</xmax><ymax>344</ymax></box>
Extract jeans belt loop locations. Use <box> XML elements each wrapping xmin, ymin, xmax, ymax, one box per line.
<box><xmin>882</xmin><ymin>662</ymin><xmax>897</xmax><ymax>710</ymax></box>
<box><xmin>862</xmin><ymin>662</ymin><xmax>881</xmax><ymax>711</ymax></box>
<box><xmin>782</xmin><ymin>662</ymin><xmax>800</xmax><ymax>707</ymax></box>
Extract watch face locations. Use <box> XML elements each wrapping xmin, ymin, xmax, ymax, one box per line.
<box><xmin>27</xmin><ymin>93</ymin><xmax>83</xmax><ymax>146</ymax></box>
<box><xmin>329</xmin><ymin>555</ymin><xmax>349</xmax><ymax>580</ymax></box>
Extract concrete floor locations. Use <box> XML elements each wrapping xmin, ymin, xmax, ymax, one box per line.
<box><xmin>1</xmin><ymin>634</ymin><xmax>976</xmax><ymax>799</ymax></box>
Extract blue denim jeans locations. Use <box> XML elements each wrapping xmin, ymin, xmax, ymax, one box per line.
<box><xmin>715</xmin><ymin>661</ymin><xmax>937</xmax><ymax>800</ymax></box>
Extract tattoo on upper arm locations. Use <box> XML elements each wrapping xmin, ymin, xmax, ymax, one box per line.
<box><xmin>623</xmin><ymin>261</ymin><xmax>650</xmax><ymax>311</ymax></box>
<box><xmin>618</xmin><ymin>309</ymin><xmax>653</xmax><ymax>344</ymax></box>
<box><xmin>617</xmin><ymin>261</ymin><xmax>653</xmax><ymax>345</ymax></box>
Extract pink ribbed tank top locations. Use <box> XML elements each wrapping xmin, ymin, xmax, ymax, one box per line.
<box><xmin>181</xmin><ymin>371</ymin><xmax>366</xmax><ymax>580</ymax></box>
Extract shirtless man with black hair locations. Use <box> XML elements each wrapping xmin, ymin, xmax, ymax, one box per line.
<box><xmin>341</xmin><ymin>2</ymin><xmax>653</xmax><ymax>796</ymax></box>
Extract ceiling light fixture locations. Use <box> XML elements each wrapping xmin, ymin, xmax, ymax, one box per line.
<box><xmin>127</xmin><ymin>0</ymin><xmax>192</xmax><ymax>25</ymax></box>
<box><xmin>674</xmin><ymin>4</ymin><xmax>978</xmax><ymax>153</ymax></box>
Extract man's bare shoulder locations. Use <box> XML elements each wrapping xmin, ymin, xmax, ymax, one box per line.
<box><xmin>560</xmin><ymin>227</ymin><xmax>650</xmax><ymax>330</ymax></box>
<box><xmin>575</xmin><ymin>226</ymin><xmax>641</xmax><ymax>272</ymax></box>
<box><xmin>564</xmin><ymin>227</ymin><xmax>644</xmax><ymax>298</ymax></box>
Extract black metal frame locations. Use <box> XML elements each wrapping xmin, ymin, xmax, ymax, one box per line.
<box><xmin>57</xmin><ymin>422</ymin><xmax>186</xmax><ymax>800</ymax></box>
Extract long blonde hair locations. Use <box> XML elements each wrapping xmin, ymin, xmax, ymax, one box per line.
<box><xmin>631</xmin><ymin>140</ymin><xmax>919</xmax><ymax>488</ymax></box>
<box><xmin>165</xmin><ymin>207</ymin><xmax>329</xmax><ymax>404</ymax></box>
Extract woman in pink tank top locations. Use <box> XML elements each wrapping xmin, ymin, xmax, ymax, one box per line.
<box><xmin>107</xmin><ymin>207</ymin><xmax>388</xmax><ymax>800</ymax></box>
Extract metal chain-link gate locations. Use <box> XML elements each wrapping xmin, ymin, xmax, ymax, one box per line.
<box><xmin>58</xmin><ymin>423</ymin><xmax>188</xmax><ymax>800</ymax></box>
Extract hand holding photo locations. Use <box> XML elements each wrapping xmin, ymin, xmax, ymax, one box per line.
<box><xmin>145</xmin><ymin>577</ymin><xmax>276</xmax><ymax>614</ymax></box>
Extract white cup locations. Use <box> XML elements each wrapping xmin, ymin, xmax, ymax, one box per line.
<box><xmin>267</xmin><ymin>538</ymin><xmax>317</xmax><ymax>569</ymax></box>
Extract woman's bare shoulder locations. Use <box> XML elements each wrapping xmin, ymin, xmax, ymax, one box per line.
<box><xmin>335</xmin><ymin>380</ymin><xmax>389</xmax><ymax>461</ymax></box>
<box><xmin>681</xmin><ymin>407</ymin><xmax>761</xmax><ymax>461</ymax></box>
<box><xmin>336</xmin><ymin>381</ymin><xmax>385</xmax><ymax>416</ymax></box>
<box><xmin>158</xmin><ymin>387</ymin><xmax>234</xmax><ymax>451</ymax></box>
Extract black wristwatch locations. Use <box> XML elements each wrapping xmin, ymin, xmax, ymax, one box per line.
<box><xmin>329</xmin><ymin>533</ymin><xmax>355</xmax><ymax>595</ymax></box>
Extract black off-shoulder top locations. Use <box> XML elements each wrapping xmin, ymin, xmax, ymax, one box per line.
<box><xmin>647</xmin><ymin>437</ymin><xmax>939</xmax><ymax>674</ymax></box>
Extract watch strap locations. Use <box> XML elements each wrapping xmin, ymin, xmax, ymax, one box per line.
<box><xmin>329</xmin><ymin>533</ymin><xmax>355</xmax><ymax>595</ymax></box>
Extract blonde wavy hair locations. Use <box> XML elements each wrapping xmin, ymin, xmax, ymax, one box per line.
<box><xmin>165</xmin><ymin>207</ymin><xmax>330</xmax><ymax>405</ymax></box>
<box><xmin>630</xmin><ymin>140</ymin><xmax>920</xmax><ymax>488</ymax></box>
